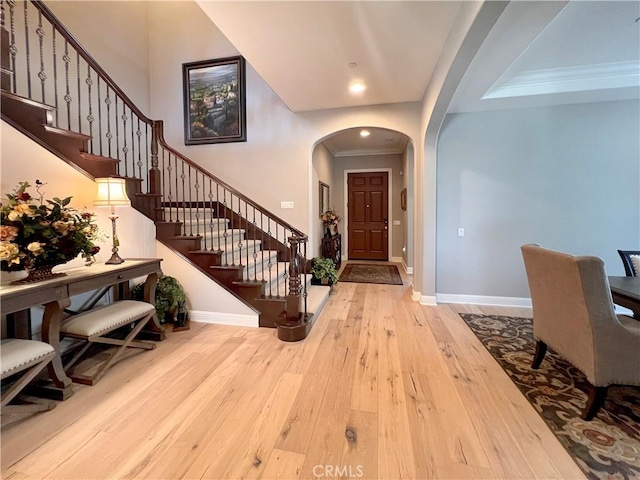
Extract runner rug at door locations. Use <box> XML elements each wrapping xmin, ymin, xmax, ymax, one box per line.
<box><xmin>338</xmin><ymin>264</ymin><xmax>402</xmax><ymax>285</ymax></box>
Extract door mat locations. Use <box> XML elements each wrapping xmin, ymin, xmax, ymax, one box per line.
<box><xmin>459</xmin><ymin>312</ymin><xmax>640</xmax><ymax>480</ymax></box>
<box><xmin>338</xmin><ymin>263</ymin><xmax>402</xmax><ymax>285</ymax></box>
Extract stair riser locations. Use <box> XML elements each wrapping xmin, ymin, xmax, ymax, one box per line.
<box><xmin>240</xmin><ymin>253</ymin><xmax>280</xmax><ymax>279</ymax></box>
<box><xmin>193</xmin><ymin>229</ymin><xmax>246</xmax><ymax>242</ymax></box>
<box><xmin>163</xmin><ymin>209</ymin><xmax>225</xmax><ymax>220</ymax></box>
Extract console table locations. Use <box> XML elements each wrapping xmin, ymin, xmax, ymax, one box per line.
<box><xmin>0</xmin><ymin>258</ymin><xmax>164</xmax><ymax>399</ymax></box>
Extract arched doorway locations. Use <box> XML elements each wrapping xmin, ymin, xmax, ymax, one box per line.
<box><xmin>311</xmin><ymin>127</ymin><xmax>414</xmax><ymax>272</ymax></box>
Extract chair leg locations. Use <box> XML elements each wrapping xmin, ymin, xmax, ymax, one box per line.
<box><xmin>531</xmin><ymin>340</ymin><xmax>547</xmax><ymax>369</ymax></box>
<box><xmin>1</xmin><ymin>352</ymin><xmax>56</xmax><ymax>408</ymax></box>
<box><xmin>582</xmin><ymin>385</ymin><xmax>608</xmax><ymax>421</ymax></box>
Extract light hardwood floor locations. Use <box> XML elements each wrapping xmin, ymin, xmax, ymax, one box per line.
<box><xmin>1</xmin><ymin>264</ymin><xmax>585</xmax><ymax>479</ymax></box>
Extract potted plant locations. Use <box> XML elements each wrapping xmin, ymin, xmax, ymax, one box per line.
<box><xmin>310</xmin><ymin>257</ymin><xmax>338</xmax><ymax>286</ymax></box>
<box><xmin>132</xmin><ymin>275</ymin><xmax>188</xmax><ymax>326</ymax></box>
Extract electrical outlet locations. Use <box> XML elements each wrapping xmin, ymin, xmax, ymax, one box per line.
<box><xmin>280</xmin><ymin>201</ymin><xmax>294</xmax><ymax>209</ymax></box>
<box><xmin>457</xmin><ymin>227</ymin><xmax>465</xmax><ymax>237</ymax></box>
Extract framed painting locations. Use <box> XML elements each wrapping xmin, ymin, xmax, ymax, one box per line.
<box><xmin>182</xmin><ymin>56</ymin><xmax>246</xmax><ymax>145</ymax></box>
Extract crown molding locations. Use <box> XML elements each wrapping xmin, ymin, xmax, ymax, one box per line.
<box><xmin>483</xmin><ymin>61</ymin><xmax>640</xmax><ymax>99</ymax></box>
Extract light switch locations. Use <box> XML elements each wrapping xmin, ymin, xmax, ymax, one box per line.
<box><xmin>457</xmin><ymin>227</ymin><xmax>465</xmax><ymax>237</ymax></box>
<box><xmin>280</xmin><ymin>201</ymin><xmax>294</xmax><ymax>209</ymax></box>
<box><xmin>393</xmin><ymin>220</ymin><xmax>401</xmax><ymax>226</ymax></box>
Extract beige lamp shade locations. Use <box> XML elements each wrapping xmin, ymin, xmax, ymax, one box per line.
<box><xmin>94</xmin><ymin>178</ymin><xmax>131</xmax><ymax>207</ymax></box>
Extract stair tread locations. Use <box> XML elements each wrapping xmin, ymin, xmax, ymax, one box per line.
<box><xmin>78</xmin><ymin>152</ymin><xmax>119</xmax><ymax>163</ymax></box>
<box><xmin>44</xmin><ymin>125</ymin><xmax>91</xmax><ymax>140</ymax></box>
<box><xmin>1</xmin><ymin>89</ymin><xmax>56</xmax><ymax>111</ymax></box>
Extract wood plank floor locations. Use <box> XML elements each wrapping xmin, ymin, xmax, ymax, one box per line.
<box><xmin>1</xmin><ymin>265</ymin><xmax>585</xmax><ymax>479</ymax></box>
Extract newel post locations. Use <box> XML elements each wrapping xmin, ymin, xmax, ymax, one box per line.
<box><xmin>288</xmin><ymin>235</ymin><xmax>305</xmax><ymax>295</ymax></box>
<box><xmin>149</xmin><ymin>120</ymin><xmax>162</xmax><ymax>195</ymax></box>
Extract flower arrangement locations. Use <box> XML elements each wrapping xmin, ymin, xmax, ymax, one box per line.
<box><xmin>320</xmin><ymin>208</ymin><xmax>341</xmax><ymax>227</ymax></box>
<box><xmin>0</xmin><ymin>181</ymin><xmax>101</xmax><ymax>273</ymax></box>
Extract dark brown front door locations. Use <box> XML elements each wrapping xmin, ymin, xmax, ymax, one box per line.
<box><xmin>347</xmin><ymin>172</ymin><xmax>388</xmax><ymax>260</ymax></box>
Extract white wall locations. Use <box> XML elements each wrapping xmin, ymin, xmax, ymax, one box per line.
<box><xmin>156</xmin><ymin>243</ymin><xmax>258</xmax><ymax>326</ymax></box>
<box><xmin>46</xmin><ymin>1</ymin><xmax>151</xmax><ymax>115</ymax></box>
<box><xmin>437</xmin><ymin>100</ymin><xmax>640</xmax><ymax>299</ymax></box>
<box><xmin>146</xmin><ymin>1</ymin><xmax>422</xmax><ymax>243</ymax></box>
<box><xmin>0</xmin><ymin>122</ymin><xmax>156</xmax><ymax>269</ymax></box>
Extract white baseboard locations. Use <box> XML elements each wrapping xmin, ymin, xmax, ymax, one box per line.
<box><xmin>400</xmin><ymin>258</ymin><xmax>413</xmax><ymax>275</ymax></box>
<box><xmin>420</xmin><ymin>295</ymin><xmax>438</xmax><ymax>306</ymax></box>
<box><xmin>411</xmin><ymin>288</ymin><xmax>421</xmax><ymax>301</ymax></box>
<box><xmin>436</xmin><ymin>294</ymin><xmax>532</xmax><ymax>308</ymax></box>
<box><xmin>190</xmin><ymin>310</ymin><xmax>258</xmax><ymax>327</ymax></box>
<box><xmin>391</xmin><ymin>256</ymin><xmax>403</xmax><ymax>263</ymax></box>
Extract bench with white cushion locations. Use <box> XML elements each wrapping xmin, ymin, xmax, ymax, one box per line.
<box><xmin>60</xmin><ymin>300</ymin><xmax>157</xmax><ymax>386</ymax></box>
<box><xmin>1</xmin><ymin>338</ymin><xmax>57</xmax><ymax>415</ymax></box>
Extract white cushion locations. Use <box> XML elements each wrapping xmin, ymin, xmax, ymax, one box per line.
<box><xmin>60</xmin><ymin>300</ymin><xmax>155</xmax><ymax>338</ymax></box>
<box><xmin>1</xmin><ymin>339</ymin><xmax>54</xmax><ymax>377</ymax></box>
<box><xmin>630</xmin><ymin>255</ymin><xmax>640</xmax><ymax>277</ymax></box>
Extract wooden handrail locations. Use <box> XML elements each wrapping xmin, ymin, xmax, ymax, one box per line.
<box><xmin>153</xmin><ymin>121</ymin><xmax>307</xmax><ymax>239</ymax></box>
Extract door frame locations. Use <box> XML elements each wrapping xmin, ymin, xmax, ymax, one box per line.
<box><xmin>343</xmin><ymin>168</ymin><xmax>393</xmax><ymax>261</ymax></box>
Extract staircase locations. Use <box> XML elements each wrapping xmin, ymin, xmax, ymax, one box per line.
<box><xmin>0</xmin><ymin>0</ymin><xmax>327</xmax><ymax>341</ymax></box>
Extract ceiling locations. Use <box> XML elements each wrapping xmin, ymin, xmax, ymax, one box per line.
<box><xmin>196</xmin><ymin>1</ymin><xmax>640</xmax><ymax>156</ymax></box>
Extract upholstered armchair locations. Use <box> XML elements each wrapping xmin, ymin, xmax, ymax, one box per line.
<box><xmin>521</xmin><ymin>244</ymin><xmax>640</xmax><ymax>420</ymax></box>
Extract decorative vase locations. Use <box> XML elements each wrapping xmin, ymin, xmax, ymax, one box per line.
<box><xmin>10</xmin><ymin>264</ymin><xmax>67</xmax><ymax>285</ymax></box>
<box><xmin>333</xmin><ymin>225</ymin><xmax>339</xmax><ymax>235</ymax></box>
<box><xmin>0</xmin><ymin>270</ymin><xmax>28</xmax><ymax>285</ymax></box>
<box><xmin>324</xmin><ymin>227</ymin><xmax>332</xmax><ymax>238</ymax></box>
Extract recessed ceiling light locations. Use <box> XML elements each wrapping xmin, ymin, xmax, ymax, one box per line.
<box><xmin>349</xmin><ymin>82</ymin><xmax>366</xmax><ymax>93</ymax></box>
<box><xmin>348</xmin><ymin>62</ymin><xmax>358</xmax><ymax>69</ymax></box>
<box><xmin>360</xmin><ymin>130</ymin><xmax>370</xmax><ymax>138</ymax></box>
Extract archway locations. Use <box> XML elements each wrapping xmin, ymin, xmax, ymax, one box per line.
<box><xmin>311</xmin><ymin>127</ymin><xmax>414</xmax><ymax>274</ymax></box>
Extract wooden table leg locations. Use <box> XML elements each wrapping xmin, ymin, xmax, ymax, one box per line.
<box><xmin>139</xmin><ymin>270</ymin><xmax>166</xmax><ymax>341</ymax></box>
<box><xmin>36</xmin><ymin>297</ymin><xmax>74</xmax><ymax>400</ymax></box>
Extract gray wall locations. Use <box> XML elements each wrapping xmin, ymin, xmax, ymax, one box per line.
<box><xmin>436</xmin><ymin>100</ymin><xmax>640</xmax><ymax>298</ymax></box>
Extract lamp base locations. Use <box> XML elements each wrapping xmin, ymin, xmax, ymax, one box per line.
<box><xmin>105</xmin><ymin>252</ymin><xmax>125</xmax><ymax>265</ymax></box>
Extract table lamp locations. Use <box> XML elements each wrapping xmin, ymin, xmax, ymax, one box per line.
<box><xmin>94</xmin><ymin>177</ymin><xmax>131</xmax><ymax>264</ymax></box>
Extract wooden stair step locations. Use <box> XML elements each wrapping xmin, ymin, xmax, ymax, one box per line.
<box><xmin>165</xmin><ymin>235</ymin><xmax>202</xmax><ymax>255</ymax></box>
<box><xmin>44</xmin><ymin>125</ymin><xmax>91</xmax><ymax>141</ymax></box>
<box><xmin>231</xmin><ymin>280</ymin><xmax>267</xmax><ymax>302</ymax></box>
<box><xmin>132</xmin><ymin>193</ymin><xmax>162</xmax><ymax>221</ymax></box>
<box><xmin>188</xmin><ymin>250</ymin><xmax>223</xmax><ymax>269</ymax></box>
<box><xmin>155</xmin><ymin>221</ymin><xmax>183</xmax><ymax>239</ymax></box>
<box><xmin>253</xmin><ymin>297</ymin><xmax>288</xmax><ymax>328</ymax></box>
<box><xmin>209</xmin><ymin>264</ymin><xmax>245</xmax><ymax>284</ymax></box>
<box><xmin>1</xmin><ymin>89</ymin><xmax>56</xmax><ymax>113</ymax></box>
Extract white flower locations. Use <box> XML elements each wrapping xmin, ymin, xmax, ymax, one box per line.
<box><xmin>27</xmin><ymin>242</ymin><xmax>44</xmax><ymax>255</ymax></box>
<box><xmin>0</xmin><ymin>242</ymin><xmax>21</xmax><ymax>264</ymax></box>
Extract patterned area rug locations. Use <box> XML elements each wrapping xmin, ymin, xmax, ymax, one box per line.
<box><xmin>459</xmin><ymin>313</ymin><xmax>640</xmax><ymax>480</ymax></box>
<box><xmin>338</xmin><ymin>263</ymin><xmax>402</xmax><ymax>285</ymax></box>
